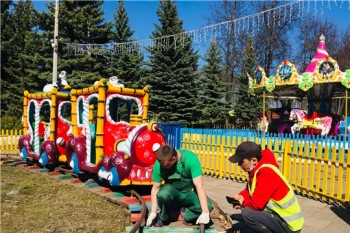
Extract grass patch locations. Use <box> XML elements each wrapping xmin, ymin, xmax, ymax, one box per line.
<box><xmin>1</xmin><ymin>165</ymin><xmax>130</xmax><ymax>233</ymax></box>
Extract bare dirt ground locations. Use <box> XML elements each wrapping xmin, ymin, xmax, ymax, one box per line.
<box><xmin>1</xmin><ymin>165</ymin><xmax>130</xmax><ymax>233</ymax></box>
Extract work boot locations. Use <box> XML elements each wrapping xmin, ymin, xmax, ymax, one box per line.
<box><xmin>181</xmin><ymin>207</ymin><xmax>193</xmax><ymax>226</ymax></box>
<box><xmin>154</xmin><ymin>215</ymin><xmax>169</xmax><ymax>227</ymax></box>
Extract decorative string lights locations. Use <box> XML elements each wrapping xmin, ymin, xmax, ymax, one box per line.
<box><xmin>65</xmin><ymin>0</ymin><xmax>350</xmax><ymax>56</ymax></box>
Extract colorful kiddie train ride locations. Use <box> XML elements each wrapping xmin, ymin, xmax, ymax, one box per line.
<box><xmin>18</xmin><ymin>76</ymin><xmax>166</xmax><ymax>186</ymax></box>
<box><xmin>249</xmin><ymin>34</ymin><xmax>350</xmax><ymax>136</ymax></box>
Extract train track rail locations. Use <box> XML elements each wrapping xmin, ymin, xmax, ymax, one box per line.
<box><xmin>2</xmin><ymin>155</ymin><xmax>232</xmax><ymax>233</ymax></box>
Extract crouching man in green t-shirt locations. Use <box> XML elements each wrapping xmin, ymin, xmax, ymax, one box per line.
<box><xmin>146</xmin><ymin>144</ymin><xmax>213</xmax><ymax>227</ymax></box>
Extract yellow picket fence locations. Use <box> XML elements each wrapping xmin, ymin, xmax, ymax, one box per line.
<box><xmin>1</xmin><ymin>130</ymin><xmax>349</xmax><ymax>207</ymax></box>
<box><xmin>0</xmin><ymin>130</ymin><xmax>22</xmax><ymax>155</ymax></box>
<box><xmin>182</xmin><ymin>133</ymin><xmax>350</xmax><ymax>208</ymax></box>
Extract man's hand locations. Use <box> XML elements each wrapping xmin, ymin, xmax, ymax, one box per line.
<box><xmin>232</xmin><ymin>195</ymin><xmax>244</xmax><ymax>204</ymax></box>
<box><xmin>146</xmin><ymin>212</ymin><xmax>157</xmax><ymax>226</ymax></box>
<box><xmin>196</xmin><ymin>212</ymin><xmax>210</xmax><ymax>224</ymax></box>
<box><xmin>231</xmin><ymin>194</ymin><xmax>244</xmax><ymax>209</ymax></box>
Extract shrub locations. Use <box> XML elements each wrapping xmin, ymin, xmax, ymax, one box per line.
<box><xmin>0</xmin><ymin>115</ymin><xmax>22</xmax><ymax>131</ymax></box>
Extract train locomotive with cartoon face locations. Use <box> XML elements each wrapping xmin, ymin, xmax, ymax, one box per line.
<box><xmin>18</xmin><ymin>78</ymin><xmax>166</xmax><ymax>186</ymax></box>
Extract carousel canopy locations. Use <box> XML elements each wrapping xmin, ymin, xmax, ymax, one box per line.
<box><xmin>248</xmin><ymin>34</ymin><xmax>350</xmax><ymax>97</ymax></box>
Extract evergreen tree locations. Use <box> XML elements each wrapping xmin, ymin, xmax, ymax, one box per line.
<box><xmin>38</xmin><ymin>0</ymin><xmax>112</xmax><ymax>88</ymax></box>
<box><xmin>107</xmin><ymin>0</ymin><xmax>144</xmax><ymax>88</ymax></box>
<box><xmin>1</xmin><ymin>0</ymin><xmax>45</xmax><ymax>120</ymax></box>
<box><xmin>143</xmin><ymin>0</ymin><xmax>200</xmax><ymax>126</ymax></box>
<box><xmin>199</xmin><ymin>40</ymin><xmax>229</xmax><ymax>127</ymax></box>
<box><xmin>0</xmin><ymin>0</ymin><xmax>13</xmax><ymax>119</ymax></box>
<box><xmin>1</xmin><ymin>1</ymin><xmax>12</xmax><ymax>39</ymax></box>
<box><xmin>232</xmin><ymin>37</ymin><xmax>263</xmax><ymax>129</ymax></box>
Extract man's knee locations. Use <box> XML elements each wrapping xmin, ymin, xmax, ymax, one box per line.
<box><xmin>241</xmin><ymin>207</ymin><xmax>253</xmax><ymax>216</ymax></box>
<box><xmin>241</xmin><ymin>207</ymin><xmax>256</xmax><ymax>223</ymax></box>
<box><xmin>157</xmin><ymin>184</ymin><xmax>177</xmax><ymax>203</ymax></box>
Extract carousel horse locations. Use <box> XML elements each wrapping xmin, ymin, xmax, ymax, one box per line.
<box><xmin>289</xmin><ymin>109</ymin><xmax>304</xmax><ymax>134</ymax></box>
<box><xmin>289</xmin><ymin>109</ymin><xmax>333</xmax><ymax>135</ymax></box>
<box><xmin>334</xmin><ymin>117</ymin><xmax>350</xmax><ymax>135</ymax></box>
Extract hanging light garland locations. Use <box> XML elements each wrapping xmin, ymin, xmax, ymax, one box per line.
<box><xmin>65</xmin><ymin>0</ymin><xmax>349</xmax><ymax>56</ymax></box>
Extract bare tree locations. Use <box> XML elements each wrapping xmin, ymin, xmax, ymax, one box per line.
<box><xmin>207</xmin><ymin>1</ymin><xmax>298</xmax><ymax>97</ymax></box>
<box><xmin>206</xmin><ymin>1</ymin><xmax>249</xmax><ymax>100</ymax></box>
<box><xmin>253</xmin><ymin>1</ymin><xmax>298</xmax><ymax>77</ymax></box>
<box><xmin>333</xmin><ymin>28</ymin><xmax>350</xmax><ymax>70</ymax></box>
<box><xmin>294</xmin><ymin>17</ymin><xmax>340</xmax><ymax>72</ymax></box>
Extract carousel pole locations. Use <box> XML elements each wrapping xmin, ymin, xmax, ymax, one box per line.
<box><xmin>51</xmin><ymin>0</ymin><xmax>59</xmax><ymax>84</ymax></box>
<box><xmin>345</xmin><ymin>89</ymin><xmax>348</xmax><ymax>138</ymax></box>
<box><xmin>263</xmin><ymin>90</ymin><xmax>266</xmax><ymax>137</ymax></box>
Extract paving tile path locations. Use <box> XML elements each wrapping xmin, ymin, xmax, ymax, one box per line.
<box><xmin>203</xmin><ymin>176</ymin><xmax>350</xmax><ymax>233</ymax></box>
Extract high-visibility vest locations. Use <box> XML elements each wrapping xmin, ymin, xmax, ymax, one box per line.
<box><xmin>248</xmin><ymin>164</ymin><xmax>304</xmax><ymax>231</ymax></box>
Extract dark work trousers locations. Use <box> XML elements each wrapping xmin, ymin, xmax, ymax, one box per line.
<box><xmin>230</xmin><ymin>207</ymin><xmax>301</xmax><ymax>233</ymax></box>
<box><xmin>157</xmin><ymin>183</ymin><xmax>213</xmax><ymax>222</ymax></box>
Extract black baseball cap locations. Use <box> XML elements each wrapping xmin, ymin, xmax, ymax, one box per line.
<box><xmin>228</xmin><ymin>141</ymin><xmax>261</xmax><ymax>163</ymax></box>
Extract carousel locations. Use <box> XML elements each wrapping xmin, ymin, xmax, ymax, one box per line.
<box><xmin>249</xmin><ymin>34</ymin><xmax>350</xmax><ymax>136</ymax></box>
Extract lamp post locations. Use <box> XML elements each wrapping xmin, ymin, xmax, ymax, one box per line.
<box><xmin>51</xmin><ymin>0</ymin><xmax>59</xmax><ymax>84</ymax></box>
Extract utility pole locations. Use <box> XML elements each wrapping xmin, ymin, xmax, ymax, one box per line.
<box><xmin>51</xmin><ymin>0</ymin><xmax>59</xmax><ymax>84</ymax></box>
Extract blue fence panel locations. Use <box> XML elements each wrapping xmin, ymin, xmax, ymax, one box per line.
<box><xmin>158</xmin><ymin>123</ymin><xmax>182</xmax><ymax>149</ymax></box>
<box><xmin>181</xmin><ymin>128</ymin><xmax>258</xmax><ymax>138</ymax></box>
<box><xmin>159</xmin><ymin>123</ymin><xmax>349</xmax><ymax>161</ymax></box>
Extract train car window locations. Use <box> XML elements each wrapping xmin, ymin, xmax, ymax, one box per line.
<box><xmin>89</xmin><ymin>97</ymin><xmax>98</xmax><ymax>125</ymax></box>
<box><xmin>108</xmin><ymin>97</ymin><xmax>136</xmax><ymax>123</ymax></box>
<box><xmin>60</xmin><ymin>102</ymin><xmax>71</xmax><ymax>122</ymax></box>
<box><xmin>108</xmin><ymin>98</ymin><xmax>119</xmax><ymax>122</ymax></box>
<box><xmin>86</xmin><ymin>96</ymin><xmax>98</xmax><ymax>164</ymax></box>
<box><xmin>40</xmin><ymin>101</ymin><xmax>51</xmax><ymax>123</ymax></box>
<box><xmin>78</xmin><ymin>98</ymin><xmax>84</xmax><ymax>125</ymax></box>
<box><xmin>28</xmin><ymin>102</ymin><xmax>36</xmax><ymax>128</ymax></box>
<box><xmin>118</xmin><ymin>102</ymin><xmax>130</xmax><ymax>122</ymax></box>
<box><xmin>130</xmin><ymin>103</ymin><xmax>139</xmax><ymax>115</ymax></box>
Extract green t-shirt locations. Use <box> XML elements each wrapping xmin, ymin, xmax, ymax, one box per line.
<box><xmin>152</xmin><ymin>150</ymin><xmax>203</xmax><ymax>183</ymax></box>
